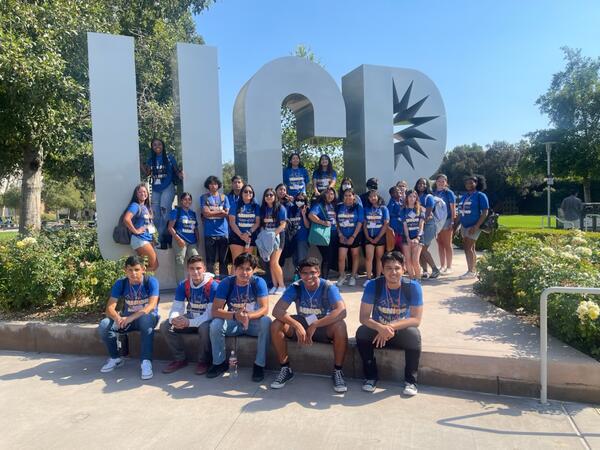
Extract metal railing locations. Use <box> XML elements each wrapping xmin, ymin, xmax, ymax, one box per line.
<box><xmin>540</xmin><ymin>286</ymin><xmax>600</xmax><ymax>404</ymax></box>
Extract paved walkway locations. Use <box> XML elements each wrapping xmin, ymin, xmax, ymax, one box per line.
<box><xmin>0</xmin><ymin>351</ymin><xmax>598</xmax><ymax>449</ymax></box>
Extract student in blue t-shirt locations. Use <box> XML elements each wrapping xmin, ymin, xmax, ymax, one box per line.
<box><xmin>335</xmin><ymin>188</ymin><xmax>364</xmax><ymax>287</ymax></box>
<box><xmin>458</xmin><ymin>175</ymin><xmax>489</xmax><ymax>279</ymax></box>
<box><xmin>311</xmin><ymin>154</ymin><xmax>337</xmax><ymax>197</ymax></box>
<box><xmin>309</xmin><ymin>187</ymin><xmax>338</xmax><ymax>280</ymax></box>
<box><xmin>337</xmin><ymin>178</ymin><xmax>363</xmax><ymax>207</ymax></box>
<box><xmin>226</xmin><ymin>175</ymin><xmax>244</xmax><ymax>214</ymax></box>
<box><xmin>208</xmin><ymin>253</ymin><xmax>271</xmax><ymax>382</ymax></box>
<box><xmin>433</xmin><ymin>174</ymin><xmax>457</xmax><ymax>275</ymax></box>
<box><xmin>122</xmin><ymin>183</ymin><xmax>158</xmax><ymax>271</ymax></box>
<box><xmin>142</xmin><ymin>138</ymin><xmax>183</xmax><ymax>248</ymax></box>
<box><xmin>281</xmin><ymin>192</ymin><xmax>311</xmax><ymax>270</ymax></box>
<box><xmin>401</xmin><ymin>190</ymin><xmax>425</xmax><ymax>280</ymax></box>
<box><xmin>160</xmin><ymin>255</ymin><xmax>218</xmax><ymax>375</ymax></box>
<box><xmin>269</xmin><ymin>257</ymin><xmax>349</xmax><ymax>392</ymax></box>
<box><xmin>283</xmin><ymin>153</ymin><xmax>310</xmax><ymax>198</ymax></box>
<box><xmin>363</xmin><ymin>190</ymin><xmax>390</xmax><ymax>285</ymax></box>
<box><xmin>167</xmin><ymin>192</ymin><xmax>200</xmax><ymax>282</ymax></box>
<box><xmin>259</xmin><ymin>187</ymin><xmax>287</xmax><ymax>294</ymax></box>
<box><xmin>98</xmin><ymin>255</ymin><xmax>160</xmax><ymax>380</ymax></box>
<box><xmin>415</xmin><ymin>178</ymin><xmax>440</xmax><ymax>279</ymax></box>
<box><xmin>387</xmin><ymin>181</ymin><xmax>408</xmax><ymax>252</ymax></box>
<box><xmin>200</xmin><ymin>176</ymin><xmax>230</xmax><ymax>279</ymax></box>
<box><xmin>357</xmin><ymin>251</ymin><xmax>423</xmax><ymax>396</ymax></box>
<box><xmin>228</xmin><ymin>184</ymin><xmax>261</xmax><ymax>262</ymax></box>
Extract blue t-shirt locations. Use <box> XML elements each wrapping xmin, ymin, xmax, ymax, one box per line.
<box><xmin>310</xmin><ymin>202</ymin><xmax>337</xmax><ymax>232</ymax></box>
<box><xmin>280</xmin><ymin>279</ymin><xmax>342</xmax><ymax>317</ymax></box>
<box><xmin>261</xmin><ymin>205</ymin><xmax>287</xmax><ymax>231</ymax></box>
<box><xmin>387</xmin><ymin>198</ymin><xmax>404</xmax><ymax>234</ymax></box>
<box><xmin>419</xmin><ymin>193</ymin><xmax>435</xmax><ymax>210</ymax></box>
<box><xmin>459</xmin><ymin>191</ymin><xmax>489</xmax><ymax>228</ymax></box>
<box><xmin>110</xmin><ymin>276</ymin><xmax>160</xmax><ymax>317</ymax></box>
<box><xmin>214</xmin><ymin>275</ymin><xmax>269</xmax><ymax>311</ymax></box>
<box><xmin>126</xmin><ymin>202</ymin><xmax>153</xmax><ymax>241</ymax></box>
<box><xmin>229</xmin><ymin>202</ymin><xmax>260</xmax><ymax>234</ymax></box>
<box><xmin>174</xmin><ymin>279</ymin><xmax>218</xmax><ymax>317</ymax></box>
<box><xmin>336</xmin><ymin>203</ymin><xmax>364</xmax><ymax>238</ymax></box>
<box><xmin>287</xmin><ymin>205</ymin><xmax>309</xmax><ymax>241</ymax></box>
<box><xmin>226</xmin><ymin>192</ymin><xmax>240</xmax><ymax>211</ymax></box>
<box><xmin>168</xmin><ymin>207</ymin><xmax>198</xmax><ymax>244</ymax></box>
<box><xmin>312</xmin><ymin>169</ymin><xmax>337</xmax><ymax>193</ymax></box>
<box><xmin>364</xmin><ymin>205</ymin><xmax>390</xmax><ymax>238</ymax></box>
<box><xmin>433</xmin><ymin>189</ymin><xmax>456</xmax><ymax>220</ymax></box>
<box><xmin>283</xmin><ymin>167</ymin><xmax>310</xmax><ymax>197</ymax></box>
<box><xmin>401</xmin><ymin>207</ymin><xmax>425</xmax><ymax>240</ymax></box>
<box><xmin>200</xmin><ymin>193</ymin><xmax>230</xmax><ymax>237</ymax></box>
<box><xmin>146</xmin><ymin>153</ymin><xmax>178</xmax><ymax>193</ymax></box>
<box><xmin>361</xmin><ymin>278</ymin><xmax>423</xmax><ymax>324</ymax></box>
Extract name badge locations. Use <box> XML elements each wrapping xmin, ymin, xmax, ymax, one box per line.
<box><xmin>305</xmin><ymin>314</ymin><xmax>318</xmax><ymax>326</ymax></box>
<box><xmin>147</xmin><ymin>224</ymin><xmax>156</xmax><ymax>234</ymax></box>
<box><xmin>245</xmin><ymin>302</ymin><xmax>256</xmax><ymax>312</ymax></box>
<box><xmin>154</xmin><ymin>178</ymin><xmax>161</xmax><ymax>185</ymax></box>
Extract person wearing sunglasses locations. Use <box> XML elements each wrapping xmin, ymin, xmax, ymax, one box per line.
<box><xmin>228</xmin><ymin>184</ymin><xmax>260</xmax><ymax>261</ymax></box>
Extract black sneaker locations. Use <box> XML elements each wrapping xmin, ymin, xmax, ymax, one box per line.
<box><xmin>252</xmin><ymin>363</ymin><xmax>265</xmax><ymax>382</ymax></box>
<box><xmin>206</xmin><ymin>361</ymin><xmax>228</xmax><ymax>378</ymax></box>
<box><xmin>332</xmin><ymin>369</ymin><xmax>347</xmax><ymax>393</ymax></box>
<box><xmin>270</xmin><ymin>366</ymin><xmax>294</xmax><ymax>389</ymax></box>
<box><xmin>430</xmin><ymin>268</ymin><xmax>441</xmax><ymax>279</ymax></box>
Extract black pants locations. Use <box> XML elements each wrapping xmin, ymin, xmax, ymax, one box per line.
<box><xmin>204</xmin><ymin>236</ymin><xmax>228</xmax><ymax>277</ymax></box>
<box><xmin>317</xmin><ymin>233</ymin><xmax>339</xmax><ymax>279</ymax></box>
<box><xmin>355</xmin><ymin>324</ymin><xmax>421</xmax><ymax>384</ymax></box>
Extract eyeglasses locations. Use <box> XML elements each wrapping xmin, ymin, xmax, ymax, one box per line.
<box><xmin>300</xmin><ymin>270</ymin><xmax>319</xmax><ymax>276</ymax></box>
<box><xmin>265</xmin><ymin>193</ymin><xmax>275</xmax><ymax>197</ymax></box>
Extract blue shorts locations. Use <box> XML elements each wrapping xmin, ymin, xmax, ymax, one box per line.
<box><xmin>131</xmin><ymin>235</ymin><xmax>152</xmax><ymax>250</ymax></box>
<box><xmin>422</xmin><ymin>221</ymin><xmax>437</xmax><ymax>246</ymax></box>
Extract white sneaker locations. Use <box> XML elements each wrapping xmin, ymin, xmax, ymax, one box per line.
<box><xmin>141</xmin><ymin>359</ymin><xmax>153</xmax><ymax>380</ymax></box>
<box><xmin>439</xmin><ymin>267</ymin><xmax>447</xmax><ymax>274</ymax></box>
<box><xmin>459</xmin><ymin>271</ymin><xmax>477</xmax><ymax>280</ymax></box>
<box><xmin>402</xmin><ymin>382</ymin><xmax>418</xmax><ymax>396</ymax></box>
<box><xmin>336</xmin><ymin>275</ymin><xmax>347</xmax><ymax>287</ymax></box>
<box><xmin>100</xmin><ymin>357</ymin><xmax>123</xmax><ymax>373</ymax></box>
<box><xmin>275</xmin><ymin>287</ymin><xmax>286</xmax><ymax>295</ymax></box>
<box><xmin>362</xmin><ymin>379</ymin><xmax>377</xmax><ymax>392</ymax></box>
<box><xmin>445</xmin><ymin>268</ymin><xmax>453</xmax><ymax>275</ymax></box>
<box><xmin>347</xmin><ymin>276</ymin><xmax>356</xmax><ymax>287</ymax></box>
<box><xmin>269</xmin><ymin>286</ymin><xmax>277</xmax><ymax>295</ymax></box>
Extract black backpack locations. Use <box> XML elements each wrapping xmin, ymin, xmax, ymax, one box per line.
<box><xmin>292</xmin><ymin>279</ymin><xmax>333</xmax><ymax>316</ymax></box>
<box><xmin>373</xmin><ymin>276</ymin><xmax>412</xmax><ymax>304</ymax></box>
<box><xmin>113</xmin><ymin>205</ymin><xmax>144</xmax><ymax>245</ymax></box>
<box><xmin>226</xmin><ymin>275</ymin><xmax>260</xmax><ymax>300</ymax></box>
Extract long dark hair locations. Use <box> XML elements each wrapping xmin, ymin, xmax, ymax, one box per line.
<box><xmin>287</xmin><ymin>152</ymin><xmax>304</xmax><ymax>168</ymax></box>
<box><xmin>339</xmin><ymin>187</ymin><xmax>358</xmax><ymax>212</ymax></box>
<box><xmin>338</xmin><ymin>177</ymin><xmax>354</xmax><ymax>200</ymax></box>
<box><xmin>128</xmin><ymin>183</ymin><xmax>152</xmax><ymax>217</ymax></box>
<box><xmin>414</xmin><ymin>177</ymin><xmax>432</xmax><ymax>195</ymax></box>
<box><xmin>149</xmin><ymin>138</ymin><xmax>171</xmax><ymax>174</ymax></box>
<box><xmin>317</xmin><ymin>154</ymin><xmax>333</xmax><ymax>175</ymax></box>
<box><xmin>464</xmin><ymin>174</ymin><xmax>487</xmax><ymax>191</ymax></box>
<box><xmin>318</xmin><ymin>187</ymin><xmax>337</xmax><ymax>206</ymax></box>
<box><xmin>236</xmin><ymin>183</ymin><xmax>256</xmax><ymax>213</ymax></box>
<box><xmin>260</xmin><ymin>188</ymin><xmax>281</xmax><ymax>226</ymax></box>
<box><xmin>367</xmin><ymin>189</ymin><xmax>385</xmax><ymax>207</ymax></box>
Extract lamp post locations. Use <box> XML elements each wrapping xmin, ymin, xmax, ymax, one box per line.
<box><xmin>544</xmin><ymin>142</ymin><xmax>555</xmax><ymax>228</ymax></box>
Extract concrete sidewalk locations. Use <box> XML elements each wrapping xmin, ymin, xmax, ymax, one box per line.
<box><xmin>0</xmin><ymin>351</ymin><xmax>598</xmax><ymax>449</ymax></box>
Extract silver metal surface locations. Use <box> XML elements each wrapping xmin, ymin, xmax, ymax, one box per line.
<box><xmin>233</xmin><ymin>56</ymin><xmax>346</xmax><ymax>196</ymax></box>
<box><xmin>342</xmin><ymin>65</ymin><xmax>446</xmax><ymax>193</ymax></box>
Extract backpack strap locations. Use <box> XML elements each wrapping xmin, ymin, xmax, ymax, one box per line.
<box><xmin>374</xmin><ymin>276</ymin><xmax>386</xmax><ymax>302</ymax></box>
<box><xmin>184</xmin><ymin>279</ymin><xmax>191</xmax><ymax>301</ymax></box>
<box><xmin>119</xmin><ymin>277</ymin><xmax>128</xmax><ymax>298</ymax></box>
<box><xmin>203</xmin><ymin>277</ymin><xmax>217</xmax><ymax>300</ymax></box>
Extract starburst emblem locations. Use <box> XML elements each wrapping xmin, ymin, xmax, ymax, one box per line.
<box><xmin>393</xmin><ymin>80</ymin><xmax>439</xmax><ymax>170</ymax></box>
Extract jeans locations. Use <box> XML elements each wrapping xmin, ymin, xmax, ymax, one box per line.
<box><xmin>209</xmin><ymin>316</ymin><xmax>272</xmax><ymax>367</ymax></box>
<box><xmin>98</xmin><ymin>314</ymin><xmax>158</xmax><ymax>361</ymax></box>
<box><xmin>355</xmin><ymin>324</ymin><xmax>421</xmax><ymax>384</ymax></box>
<box><xmin>205</xmin><ymin>236</ymin><xmax>229</xmax><ymax>277</ymax></box>
<box><xmin>151</xmin><ymin>183</ymin><xmax>176</xmax><ymax>243</ymax></box>
<box><xmin>159</xmin><ymin>319</ymin><xmax>212</xmax><ymax>363</ymax></box>
<box><xmin>173</xmin><ymin>241</ymin><xmax>198</xmax><ymax>283</ymax></box>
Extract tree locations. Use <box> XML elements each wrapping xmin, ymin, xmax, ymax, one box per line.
<box><xmin>535</xmin><ymin>47</ymin><xmax>600</xmax><ymax>201</ymax></box>
<box><xmin>436</xmin><ymin>143</ymin><xmax>485</xmax><ymax>189</ymax></box>
<box><xmin>0</xmin><ymin>1</ymin><xmax>212</xmax><ymax>233</ymax></box>
<box><xmin>42</xmin><ymin>178</ymin><xmax>85</xmax><ymax>215</ymax></box>
<box><xmin>0</xmin><ymin>186</ymin><xmax>21</xmax><ymax>211</ymax></box>
<box><xmin>280</xmin><ymin>45</ymin><xmax>344</xmax><ymax>178</ymax></box>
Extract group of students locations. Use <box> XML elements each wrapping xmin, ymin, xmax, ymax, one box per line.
<box><xmin>98</xmin><ymin>251</ymin><xmax>423</xmax><ymax>396</ymax></box>
<box><xmin>121</xmin><ymin>141</ymin><xmax>490</xmax><ymax>290</ymax></box>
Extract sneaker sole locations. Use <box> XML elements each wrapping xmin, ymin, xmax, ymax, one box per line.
<box><xmin>270</xmin><ymin>373</ymin><xmax>294</xmax><ymax>389</ymax></box>
<box><xmin>141</xmin><ymin>373</ymin><xmax>153</xmax><ymax>380</ymax></box>
<box><xmin>362</xmin><ymin>386</ymin><xmax>376</xmax><ymax>393</ymax></box>
<box><xmin>333</xmin><ymin>386</ymin><xmax>348</xmax><ymax>393</ymax></box>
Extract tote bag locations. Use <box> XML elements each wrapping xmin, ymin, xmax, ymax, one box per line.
<box><xmin>308</xmin><ymin>204</ymin><xmax>331</xmax><ymax>246</ymax></box>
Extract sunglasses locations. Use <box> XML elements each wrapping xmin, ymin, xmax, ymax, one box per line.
<box><xmin>265</xmin><ymin>193</ymin><xmax>275</xmax><ymax>197</ymax></box>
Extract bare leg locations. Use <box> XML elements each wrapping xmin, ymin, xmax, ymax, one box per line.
<box><xmin>364</xmin><ymin>244</ymin><xmax>375</xmax><ymax>279</ymax></box>
<box><xmin>136</xmin><ymin>243</ymin><xmax>158</xmax><ymax>271</ymax></box>
<box><xmin>402</xmin><ymin>244</ymin><xmax>414</xmax><ymax>278</ymax></box>
<box><xmin>350</xmin><ymin>247</ymin><xmax>360</xmax><ymax>277</ymax></box>
<box><xmin>327</xmin><ymin>321</ymin><xmax>348</xmax><ymax>367</ymax></box>
<box><xmin>270</xmin><ymin>248</ymin><xmax>284</xmax><ymax>287</ymax></box>
<box><xmin>338</xmin><ymin>247</ymin><xmax>348</xmax><ymax>278</ymax></box>
<box><xmin>375</xmin><ymin>245</ymin><xmax>385</xmax><ymax>277</ymax></box>
<box><xmin>270</xmin><ymin>320</ymin><xmax>290</xmax><ymax>364</ymax></box>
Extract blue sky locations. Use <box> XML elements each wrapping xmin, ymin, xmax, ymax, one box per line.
<box><xmin>195</xmin><ymin>0</ymin><xmax>600</xmax><ymax>163</ymax></box>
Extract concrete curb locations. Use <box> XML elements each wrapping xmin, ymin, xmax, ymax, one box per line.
<box><xmin>1</xmin><ymin>320</ymin><xmax>599</xmax><ymax>404</ymax></box>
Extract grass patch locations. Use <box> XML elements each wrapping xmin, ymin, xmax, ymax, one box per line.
<box><xmin>0</xmin><ymin>231</ymin><xmax>17</xmax><ymax>242</ymax></box>
<box><xmin>498</xmin><ymin>215</ymin><xmax>556</xmax><ymax>229</ymax></box>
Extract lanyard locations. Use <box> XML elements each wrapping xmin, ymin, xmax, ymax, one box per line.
<box><xmin>129</xmin><ymin>282</ymin><xmax>143</xmax><ymax>300</ymax></box>
<box><xmin>303</xmin><ymin>283</ymin><xmax>322</xmax><ymax>310</ymax></box>
<box><xmin>235</xmin><ymin>284</ymin><xmax>250</xmax><ymax>306</ymax></box>
<box><xmin>384</xmin><ymin>284</ymin><xmax>401</xmax><ymax>309</ymax></box>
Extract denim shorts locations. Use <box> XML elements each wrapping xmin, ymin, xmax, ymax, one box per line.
<box><xmin>442</xmin><ymin>217</ymin><xmax>453</xmax><ymax>230</ymax></box>
<box><xmin>130</xmin><ymin>235</ymin><xmax>152</xmax><ymax>250</ymax></box>
<box><xmin>422</xmin><ymin>221</ymin><xmax>437</xmax><ymax>246</ymax></box>
<box><xmin>461</xmin><ymin>225</ymin><xmax>482</xmax><ymax>241</ymax></box>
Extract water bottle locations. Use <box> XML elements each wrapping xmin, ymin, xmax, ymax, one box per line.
<box><xmin>228</xmin><ymin>350</ymin><xmax>238</xmax><ymax>378</ymax></box>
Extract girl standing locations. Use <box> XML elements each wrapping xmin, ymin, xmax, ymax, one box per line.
<box><xmin>433</xmin><ymin>174</ymin><xmax>457</xmax><ymax>274</ymax></box>
<box><xmin>401</xmin><ymin>190</ymin><xmax>425</xmax><ymax>279</ymax></box>
<box><xmin>167</xmin><ymin>192</ymin><xmax>200</xmax><ymax>281</ymax></box>
<box><xmin>335</xmin><ymin>188</ymin><xmax>364</xmax><ymax>287</ymax></box>
<box><xmin>228</xmin><ymin>184</ymin><xmax>260</xmax><ymax>262</ymax></box>
<box><xmin>283</xmin><ymin>153</ymin><xmax>310</xmax><ymax>198</ymax></box>
<box><xmin>458</xmin><ymin>175</ymin><xmax>489</xmax><ymax>279</ymax></box>
<box><xmin>312</xmin><ymin>154</ymin><xmax>337</xmax><ymax>198</ymax></box>
<box><xmin>123</xmin><ymin>183</ymin><xmax>158</xmax><ymax>271</ymax></box>
<box><xmin>363</xmin><ymin>190</ymin><xmax>390</xmax><ymax>285</ymax></box>
<box><xmin>308</xmin><ymin>187</ymin><xmax>338</xmax><ymax>279</ymax></box>
<box><xmin>259</xmin><ymin>188</ymin><xmax>287</xmax><ymax>294</ymax></box>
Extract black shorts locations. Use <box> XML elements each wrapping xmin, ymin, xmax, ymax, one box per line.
<box><xmin>365</xmin><ymin>235</ymin><xmax>386</xmax><ymax>247</ymax></box>
<box><xmin>287</xmin><ymin>315</ymin><xmax>331</xmax><ymax>343</ymax></box>
<box><xmin>229</xmin><ymin>232</ymin><xmax>256</xmax><ymax>247</ymax></box>
<box><xmin>338</xmin><ymin>234</ymin><xmax>363</xmax><ymax>249</ymax></box>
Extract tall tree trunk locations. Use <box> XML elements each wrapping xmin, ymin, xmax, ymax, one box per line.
<box><xmin>583</xmin><ymin>178</ymin><xmax>592</xmax><ymax>203</ymax></box>
<box><xmin>19</xmin><ymin>144</ymin><xmax>42</xmax><ymax>233</ymax></box>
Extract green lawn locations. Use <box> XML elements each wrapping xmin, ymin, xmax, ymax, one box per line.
<box><xmin>498</xmin><ymin>215</ymin><xmax>557</xmax><ymax>229</ymax></box>
<box><xmin>0</xmin><ymin>231</ymin><xmax>18</xmax><ymax>242</ymax></box>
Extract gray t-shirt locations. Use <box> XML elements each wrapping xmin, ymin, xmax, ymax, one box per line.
<box><xmin>561</xmin><ymin>195</ymin><xmax>583</xmax><ymax>221</ymax></box>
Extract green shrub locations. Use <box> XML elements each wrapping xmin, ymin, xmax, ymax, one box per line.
<box><xmin>476</xmin><ymin>230</ymin><xmax>600</xmax><ymax>359</ymax></box>
<box><xmin>0</xmin><ymin>228</ymin><xmax>123</xmax><ymax>312</ymax></box>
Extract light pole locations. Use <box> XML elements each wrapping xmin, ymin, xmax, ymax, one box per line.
<box><xmin>544</xmin><ymin>142</ymin><xmax>555</xmax><ymax>228</ymax></box>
